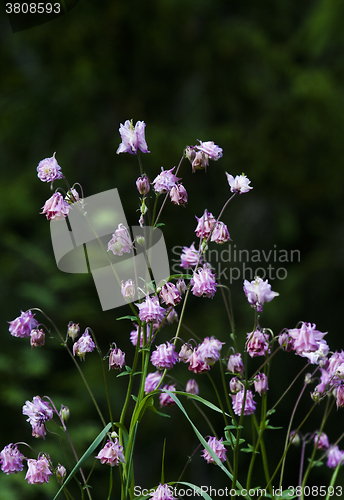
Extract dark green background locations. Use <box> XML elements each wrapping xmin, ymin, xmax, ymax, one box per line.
<box><xmin>1</xmin><ymin>0</ymin><xmax>344</xmax><ymax>498</ymax></box>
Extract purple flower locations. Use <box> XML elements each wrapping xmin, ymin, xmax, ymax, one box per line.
<box><xmin>210</xmin><ymin>221</ymin><xmax>231</xmax><ymax>244</ymax></box>
<box><xmin>179</xmin><ymin>344</ymin><xmax>193</xmax><ymax>362</ymax></box>
<box><xmin>186</xmin><ymin>379</ymin><xmax>199</xmax><ymax>395</ymax></box>
<box><xmin>196</xmin><ymin>336</ymin><xmax>224</xmax><ymax>365</ymax></box>
<box><xmin>159</xmin><ymin>282</ymin><xmax>181</xmax><ymax>307</ymax></box>
<box><xmin>73</xmin><ymin>330</ymin><xmax>96</xmax><ymax>360</ymax></box>
<box><xmin>253</xmin><ymin>373</ymin><xmax>269</xmax><ymax>395</ymax></box>
<box><xmin>116</xmin><ymin>120</ymin><xmax>150</xmax><ymax>155</ymax></box>
<box><xmin>152</xmin><ymin>167</ymin><xmax>180</xmax><ymax>194</ymax></box>
<box><xmin>129</xmin><ymin>324</ymin><xmax>149</xmax><ymax>347</ymax></box>
<box><xmin>149</xmin><ymin>483</ymin><xmax>177</xmax><ymax>500</ymax></box>
<box><xmin>181</xmin><ymin>242</ymin><xmax>202</xmax><ymax>269</ymax></box>
<box><xmin>232</xmin><ymin>389</ymin><xmax>256</xmax><ymax>416</ymax></box>
<box><xmin>22</xmin><ymin>396</ymin><xmax>54</xmax><ymax>440</ymax></box>
<box><xmin>136</xmin><ymin>174</ymin><xmax>150</xmax><ymax>195</ymax></box>
<box><xmin>243</xmin><ymin>277</ymin><xmax>278</xmax><ymax>312</ymax></box>
<box><xmin>159</xmin><ymin>384</ymin><xmax>176</xmax><ymax>407</ymax></box>
<box><xmin>191</xmin><ymin>264</ymin><xmax>217</xmax><ymax>298</ymax></box>
<box><xmin>170</xmin><ymin>183</ymin><xmax>188</xmax><ymax>206</ymax></box>
<box><xmin>25</xmin><ymin>455</ymin><xmax>52</xmax><ymax>484</ymax></box>
<box><xmin>287</xmin><ymin>322</ymin><xmax>327</xmax><ymax>356</ymax></box>
<box><xmin>196</xmin><ymin>140</ymin><xmax>223</xmax><ymax>161</ymax></box>
<box><xmin>195</xmin><ymin>210</ymin><xmax>216</xmax><ymax>239</ymax></box>
<box><xmin>326</xmin><ymin>445</ymin><xmax>344</xmax><ymax>469</ymax></box>
<box><xmin>37</xmin><ymin>153</ymin><xmax>63</xmax><ymax>183</ymax></box>
<box><xmin>227</xmin><ymin>353</ymin><xmax>244</xmax><ymax>375</ymax></box>
<box><xmin>166</xmin><ymin>307</ymin><xmax>178</xmax><ymax>324</ymax></box>
<box><xmin>226</xmin><ymin>173</ymin><xmax>252</xmax><ymax>194</ymax></box>
<box><xmin>201</xmin><ymin>436</ymin><xmax>227</xmax><ymax>464</ymax></box>
<box><xmin>229</xmin><ymin>377</ymin><xmax>244</xmax><ymax>394</ymax></box>
<box><xmin>95</xmin><ymin>439</ymin><xmax>125</xmax><ymax>466</ymax></box>
<box><xmin>30</xmin><ymin>328</ymin><xmax>45</xmax><ymax>349</ymax></box>
<box><xmin>136</xmin><ymin>295</ymin><xmax>166</xmax><ymax>324</ymax></box>
<box><xmin>8</xmin><ymin>310</ymin><xmax>38</xmax><ymax>338</ymax></box>
<box><xmin>245</xmin><ymin>329</ymin><xmax>270</xmax><ymax>357</ymax></box>
<box><xmin>41</xmin><ymin>192</ymin><xmax>70</xmax><ymax>221</ymax></box>
<box><xmin>56</xmin><ymin>464</ymin><xmax>66</xmax><ymax>484</ymax></box>
<box><xmin>187</xmin><ymin>349</ymin><xmax>210</xmax><ymax>374</ymax></box>
<box><xmin>121</xmin><ymin>280</ymin><xmax>136</xmax><ymax>301</ymax></box>
<box><xmin>336</xmin><ymin>384</ymin><xmax>344</xmax><ymax>408</ymax></box>
<box><xmin>151</xmin><ymin>342</ymin><xmax>179</xmax><ymax>370</ymax></box>
<box><xmin>145</xmin><ymin>371</ymin><xmax>163</xmax><ymax>393</ymax></box>
<box><xmin>314</xmin><ymin>432</ymin><xmax>329</xmax><ymax>450</ymax></box>
<box><xmin>109</xmin><ymin>348</ymin><xmax>125</xmax><ymax>370</ymax></box>
<box><xmin>0</xmin><ymin>444</ymin><xmax>25</xmax><ymax>475</ymax></box>
<box><xmin>107</xmin><ymin>223</ymin><xmax>133</xmax><ymax>256</ymax></box>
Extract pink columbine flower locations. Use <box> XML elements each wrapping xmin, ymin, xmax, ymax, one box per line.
<box><xmin>314</xmin><ymin>432</ymin><xmax>329</xmax><ymax>450</ymax></box>
<box><xmin>166</xmin><ymin>307</ymin><xmax>178</xmax><ymax>324</ymax></box>
<box><xmin>25</xmin><ymin>455</ymin><xmax>52</xmax><ymax>484</ymax></box>
<box><xmin>129</xmin><ymin>324</ymin><xmax>149</xmax><ymax>347</ymax></box>
<box><xmin>232</xmin><ymin>389</ymin><xmax>256</xmax><ymax>416</ymax></box>
<box><xmin>176</xmin><ymin>278</ymin><xmax>187</xmax><ymax>295</ymax></box>
<box><xmin>210</xmin><ymin>221</ymin><xmax>231</xmax><ymax>244</ymax></box>
<box><xmin>243</xmin><ymin>277</ymin><xmax>279</xmax><ymax>312</ymax></box>
<box><xmin>287</xmin><ymin>322</ymin><xmax>327</xmax><ymax>357</ymax></box>
<box><xmin>41</xmin><ymin>192</ymin><xmax>70</xmax><ymax>220</ymax></box>
<box><xmin>121</xmin><ymin>280</ymin><xmax>136</xmax><ymax>301</ymax></box>
<box><xmin>116</xmin><ymin>120</ymin><xmax>149</xmax><ymax>155</ymax></box>
<box><xmin>181</xmin><ymin>242</ymin><xmax>202</xmax><ymax>269</ymax></box>
<box><xmin>30</xmin><ymin>328</ymin><xmax>45</xmax><ymax>349</ymax></box>
<box><xmin>149</xmin><ymin>483</ymin><xmax>177</xmax><ymax>500</ymax></box>
<box><xmin>107</xmin><ymin>223</ymin><xmax>133</xmax><ymax>256</ymax></box>
<box><xmin>37</xmin><ymin>153</ymin><xmax>63</xmax><ymax>184</ymax></box>
<box><xmin>191</xmin><ymin>264</ymin><xmax>217</xmax><ymax>298</ymax></box>
<box><xmin>159</xmin><ymin>282</ymin><xmax>181</xmax><ymax>307</ymax></box>
<box><xmin>245</xmin><ymin>330</ymin><xmax>270</xmax><ymax>357</ymax></box>
<box><xmin>186</xmin><ymin>379</ymin><xmax>199</xmax><ymax>395</ymax></box>
<box><xmin>227</xmin><ymin>353</ymin><xmax>244</xmax><ymax>375</ymax></box>
<box><xmin>195</xmin><ymin>210</ymin><xmax>216</xmax><ymax>239</ymax></box>
<box><xmin>196</xmin><ymin>336</ymin><xmax>224</xmax><ymax>365</ymax></box>
<box><xmin>109</xmin><ymin>348</ymin><xmax>125</xmax><ymax>370</ymax></box>
<box><xmin>73</xmin><ymin>330</ymin><xmax>96</xmax><ymax>360</ymax></box>
<box><xmin>336</xmin><ymin>384</ymin><xmax>344</xmax><ymax>408</ymax></box>
<box><xmin>170</xmin><ymin>183</ymin><xmax>188</xmax><ymax>206</ymax></box>
<box><xmin>65</xmin><ymin>188</ymin><xmax>80</xmax><ymax>204</ymax></box>
<box><xmin>67</xmin><ymin>322</ymin><xmax>80</xmax><ymax>341</ymax></box>
<box><xmin>185</xmin><ymin>147</ymin><xmax>209</xmax><ymax>173</ymax></box>
<box><xmin>136</xmin><ymin>174</ymin><xmax>150</xmax><ymax>195</ymax></box>
<box><xmin>326</xmin><ymin>445</ymin><xmax>344</xmax><ymax>469</ymax></box>
<box><xmin>95</xmin><ymin>438</ymin><xmax>125</xmax><ymax>466</ymax></box>
<box><xmin>136</xmin><ymin>295</ymin><xmax>166</xmax><ymax>324</ymax></box>
<box><xmin>8</xmin><ymin>310</ymin><xmax>38</xmax><ymax>338</ymax></box>
<box><xmin>151</xmin><ymin>342</ymin><xmax>179</xmax><ymax>370</ymax></box>
<box><xmin>201</xmin><ymin>436</ymin><xmax>227</xmax><ymax>464</ymax></box>
<box><xmin>187</xmin><ymin>349</ymin><xmax>210</xmax><ymax>374</ymax></box>
<box><xmin>152</xmin><ymin>167</ymin><xmax>181</xmax><ymax>194</ymax></box>
<box><xmin>196</xmin><ymin>140</ymin><xmax>223</xmax><ymax>161</ymax></box>
<box><xmin>226</xmin><ymin>173</ymin><xmax>252</xmax><ymax>194</ymax></box>
<box><xmin>145</xmin><ymin>371</ymin><xmax>163</xmax><ymax>393</ymax></box>
<box><xmin>179</xmin><ymin>344</ymin><xmax>193</xmax><ymax>362</ymax></box>
<box><xmin>254</xmin><ymin>373</ymin><xmax>269</xmax><ymax>395</ymax></box>
<box><xmin>56</xmin><ymin>464</ymin><xmax>67</xmax><ymax>484</ymax></box>
<box><xmin>229</xmin><ymin>377</ymin><xmax>244</xmax><ymax>394</ymax></box>
<box><xmin>0</xmin><ymin>444</ymin><xmax>25</xmax><ymax>475</ymax></box>
<box><xmin>22</xmin><ymin>396</ymin><xmax>54</xmax><ymax>439</ymax></box>
<box><xmin>159</xmin><ymin>384</ymin><xmax>176</xmax><ymax>407</ymax></box>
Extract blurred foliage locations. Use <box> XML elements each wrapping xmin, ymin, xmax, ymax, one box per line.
<box><xmin>1</xmin><ymin>0</ymin><xmax>344</xmax><ymax>497</ymax></box>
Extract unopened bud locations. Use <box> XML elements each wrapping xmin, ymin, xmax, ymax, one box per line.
<box><xmin>60</xmin><ymin>405</ymin><xmax>70</xmax><ymax>422</ymax></box>
<box><xmin>56</xmin><ymin>464</ymin><xmax>66</xmax><ymax>484</ymax></box>
<box><xmin>67</xmin><ymin>322</ymin><xmax>80</xmax><ymax>341</ymax></box>
<box><xmin>136</xmin><ymin>236</ymin><xmax>145</xmax><ymax>247</ymax></box>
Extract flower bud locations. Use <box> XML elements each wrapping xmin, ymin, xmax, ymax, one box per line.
<box><xmin>289</xmin><ymin>430</ymin><xmax>300</xmax><ymax>446</ymax></box>
<box><xmin>229</xmin><ymin>377</ymin><xmax>243</xmax><ymax>394</ymax></box>
<box><xmin>136</xmin><ymin>236</ymin><xmax>145</xmax><ymax>247</ymax></box>
<box><xmin>121</xmin><ymin>280</ymin><xmax>136</xmax><ymax>301</ymax></box>
<box><xmin>56</xmin><ymin>464</ymin><xmax>66</xmax><ymax>484</ymax></box>
<box><xmin>186</xmin><ymin>379</ymin><xmax>199</xmax><ymax>396</ymax></box>
<box><xmin>109</xmin><ymin>348</ymin><xmax>125</xmax><ymax>370</ymax></box>
<box><xmin>304</xmin><ymin>373</ymin><xmax>313</xmax><ymax>384</ymax></box>
<box><xmin>30</xmin><ymin>329</ymin><xmax>45</xmax><ymax>349</ymax></box>
<box><xmin>67</xmin><ymin>322</ymin><xmax>80</xmax><ymax>341</ymax></box>
<box><xmin>60</xmin><ymin>405</ymin><xmax>70</xmax><ymax>422</ymax></box>
<box><xmin>136</xmin><ymin>175</ymin><xmax>150</xmax><ymax>195</ymax></box>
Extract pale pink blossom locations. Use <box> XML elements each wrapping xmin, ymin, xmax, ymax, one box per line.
<box><xmin>149</xmin><ymin>483</ymin><xmax>177</xmax><ymax>500</ymax></box>
<box><xmin>8</xmin><ymin>310</ymin><xmax>38</xmax><ymax>338</ymax></box>
<box><xmin>41</xmin><ymin>192</ymin><xmax>70</xmax><ymax>220</ymax></box>
<box><xmin>170</xmin><ymin>183</ymin><xmax>188</xmax><ymax>206</ymax></box>
<box><xmin>180</xmin><ymin>242</ymin><xmax>202</xmax><ymax>269</ymax></box>
<box><xmin>210</xmin><ymin>221</ymin><xmax>231</xmax><ymax>244</ymax></box>
<box><xmin>196</xmin><ymin>336</ymin><xmax>224</xmax><ymax>365</ymax></box>
<box><xmin>109</xmin><ymin>348</ymin><xmax>125</xmax><ymax>370</ymax></box>
<box><xmin>201</xmin><ymin>436</ymin><xmax>227</xmax><ymax>464</ymax></box>
<box><xmin>196</xmin><ymin>140</ymin><xmax>223</xmax><ymax>161</ymax></box>
<box><xmin>253</xmin><ymin>373</ymin><xmax>269</xmax><ymax>395</ymax></box>
<box><xmin>136</xmin><ymin>174</ymin><xmax>150</xmax><ymax>195</ymax></box>
<box><xmin>117</xmin><ymin>120</ymin><xmax>149</xmax><ymax>155</ymax></box>
<box><xmin>136</xmin><ymin>295</ymin><xmax>166</xmax><ymax>324</ymax></box>
<box><xmin>0</xmin><ymin>444</ymin><xmax>25</xmax><ymax>475</ymax></box>
<box><xmin>73</xmin><ymin>330</ymin><xmax>95</xmax><ymax>360</ymax></box>
<box><xmin>186</xmin><ymin>379</ymin><xmax>199</xmax><ymax>395</ymax></box>
<box><xmin>151</xmin><ymin>342</ymin><xmax>179</xmax><ymax>370</ymax></box>
<box><xmin>185</xmin><ymin>147</ymin><xmax>209</xmax><ymax>173</ymax></box>
<box><xmin>191</xmin><ymin>264</ymin><xmax>217</xmax><ymax>298</ymax></box>
<box><xmin>121</xmin><ymin>280</ymin><xmax>136</xmax><ymax>301</ymax></box>
<box><xmin>159</xmin><ymin>384</ymin><xmax>176</xmax><ymax>407</ymax></box>
<box><xmin>145</xmin><ymin>371</ymin><xmax>163</xmax><ymax>393</ymax></box>
<box><xmin>25</xmin><ymin>455</ymin><xmax>52</xmax><ymax>484</ymax></box>
<box><xmin>22</xmin><ymin>396</ymin><xmax>54</xmax><ymax>440</ymax></box>
<box><xmin>30</xmin><ymin>328</ymin><xmax>45</xmax><ymax>349</ymax></box>
<box><xmin>187</xmin><ymin>349</ymin><xmax>210</xmax><ymax>374</ymax></box>
<box><xmin>229</xmin><ymin>377</ymin><xmax>244</xmax><ymax>394</ymax></box>
<box><xmin>245</xmin><ymin>330</ymin><xmax>270</xmax><ymax>357</ymax></box>
<box><xmin>129</xmin><ymin>324</ymin><xmax>149</xmax><ymax>347</ymax></box>
<box><xmin>243</xmin><ymin>277</ymin><xmax>278</xmax><ymax>312</ymax></box>
<box><xmin>37</xmin><ymin>153</ymin><xmax>63</xmax><ymax>183</ymax></box>
<box><xmin>179</xmin><ymin>344</ymin><xmax>193</xmax><ymax>363</ymax></box>
<box><xmin>67</xmin><ymin>322</ymin><xmax>80</xmax><ymax>341</ymax></box>
<box><xmin>107</xmin><ymin>224</ymin><xmax>133</xmax><ymax>256</ymax></box>
<box><xmin>227</xmin><ymin>353</ymin><xmax>244</xmax><ymax>375</ymax></box>
<box><xmin>226</xmin><ymin>173</ymin><xmax>252</xmax><ymax>194</ymax></box>
<box><xmin>159</xmin><ymin>282</ymin><xmax>181</xmax><ymax>307</ymax></box>
<box><xmin>314</xmin><ymin>432</ymin><xmax>329</xmax><ymax>450</ymax></box>
<box><xmin>287</xmin><ymin>323</ymin><xmax>327</xmax><ymax>356</ymax></box>
<box><xmin>232</xmin><ymin>389</ymin><xmax>256</xmax><ymax>416</ymax></box>
<box><xmin>95</xmin><ymin>439</ymin><xmax>125</xmax><ymax>466</ymax></box>
<box><xmin>195</xmin><ymin>210</ymin><xmax>216</xmax><ymax>239</ymax></box>
<box><xmin>326</xmin><ymin>445</ymin><xmax>344</xmax><ymax>468</ymax></box>
<box><xmin>152</xmin><ymin>167</ymin><xmax>180</xmax><ymax>194</ymax></box>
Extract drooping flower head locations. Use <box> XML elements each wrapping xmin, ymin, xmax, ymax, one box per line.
<box><xmin>37</xmin><ymin>153</ymin><xmax>63</xmax><ymax>184</ymax></box>
<box><xmin>186</xmin><ymin>379</ymin><xmax>199</xmax><ymax>395</ymax></box>
<box><xmin>253</xmin><ymin>373</ymin><xmax>269</xmax><ymax>395</ymax></box>
<box><xmin>30</xmin><ymin>328</ymin><xmax>45</xmax><ymax>349</ymax></box>
<box><xmin>227</xmin><ymin>352</ymin><xmax>244</xmax><ymax>375</ymax></box>
<box><xmin>0</xmin><ymin>444</ymin><xmax>25</xmax><ymax>475</ymax></box>
<box><xmin>185</xmin><ymin>147</ymin><xmax>209</xmax><ymax>173</ymax></box>
<box><xmin>210</xmin><ymin>221</ymin><xmax>231</xmax><ymax>244</ymax></box>
<box><xmin>107</xmin><ymin>223</ymin><xmax>133</xmax><ymax>256</ymax></box>
<box><xmin>326</xmin><ymin>445</ymin><xmax>344</xmax><ymax>469</ymax></box>
<box><xmin>187</xmin><ymin>349</ymin><xmax>210</xmax><ymax>374</ymax></box>
<box><xmin>145</xmin><ymin>371</ymin><xmax>163</xmax><ymax>393</ymax></box>
<box><xmin>95</xmin><ymin>439</ymin><xmax>125</xmax><ymax>466</ymax></box>
<box><xmin>196</xmin><ymin>140</ymin><xmax>223</xmax><ymax>161</ymax></box>
<box><xmin>22</xmin><ymin>396</ymin><xmax>54</xmax><ymax>440</ymax></box>
<box><xmin>152</xmin><ymin>167</ymin><xmax>181</xmax><ymax>194</ymax></box>
<box><xmin>121</xmin><ymin>280</ymin><xmax>136</xmax><ymax>301</ymax></box>
<box><xmin>117</xmin><ymin>120</ymin><xmax>150</xmax><ymax>155</ymax></box>
<box><xmin>245</xmin><ymin>329</ymin><xmax>270</xmax><ymax>358</ymax></box>
<box><xmin>136</xmin><ymin>295</ymin><xmax>166</xmax><ymax>324</ymax></box>
<box><xmin>25</xmin><ymin>455</ymin><xmax>52</xmax><ymax>484</ymax></box>
<box><xmin>170</xmin><ymin>183</ymin><xmax>188</xmax><ymax>206</ymax></box>
<box><xmin>149</xmin><ymin>483</ymin><xmax>177</xmax><ymax>500</ymax></box>
<box><xmin>8</xmin><ymin>310</ymin><xmax>38</xmax><ymax>338</ymax></box>
<box><xmin>159</xmin><ymin>282</ymin><xmax>181</xmax><ymax>307</ymax></box>
<box><xmin>151</xmin><ymin>342</ymin><xmax>179</xmax><ymax>370</ymax></box>
<box><xmin>287</xmin><ymin>322</ymin><xmax>327</xmax><ymax>357</ymax></box>
<box><xmin>195</xmin><ymin>210</ymin><xmax>216</xmax><ymax>240</ymax></box>
<box><xmin>129</xmin><ymin>324</ymin><xmax>150</xmax><ymax>347</ymax></box>
<box><xmin>201</xmin><ymin>436</ymin><xmax>227</xmax><ymax>464</ymax></box>
<box><xmin>73</xmin><ymin>330</ymin><xmax>96</xmax><ymax>361</ymax></box>
<box><xmin>314</xmin><ymin>432</ymin><xmax>329</xmax><ymax>450</ymax></box>
<box><xmin>191</xmin><ymin>264</ymin><xmax>217</xmax><ymax>298</ymax></box>
<box><xmin>109</xmin><ymin>347</ymin><xmax>125</xmax><ymax>370</ymax></box>
<box><xmin>232</xmin><ymin>389</ymin><xmax>256</xmax><ymax>416</ymax></box>
<box><xmin>243</xmin><ymin>277</ymin><xmax>278</xmax><ymax>312</ymax></box>
<box><xmin>41</xmin><ymin>192</ymin><xmax>70</xmax><ymax>221</ymax></box>
<box><xmin>136</xmin><ymin>174</ymin><xmax>150</xmax><ymax>195</ymax></box>
<box><xmin>67</xmin><ymin>321</ymin><xmax>80</xmax><ymax>341</ymax></box>
<box><xmin>226</xmin><ymin>173</ymin><xmax>252</xmax><ymax>194</ymax></box>
<box><xmin>159</xmin><ymin>384</ymin><xmax>176</xmax><ymax>407</ymax></box>
<box><xmin>180</xmin><ymin>242</ymin><xmax>202</xmax><ymax>269</ymax></box>
<box><xmin>196</xmin><ymin>336</ymin><xmax>224</xmax><ymax>365</ymax></box>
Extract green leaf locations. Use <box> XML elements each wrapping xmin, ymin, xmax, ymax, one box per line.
<box><xmin>240</xmin><ymin>443</ymin><xmax>259</xmax><ymax>454</ymax></box>
<box><xmin>116</xmin><ymin>315</ymin><xmax>137</xmax><ymax>321</ymax></box>
<box><xmin>172</xmin><ymin>391</ymin><xmax>230</xmax><ymax>417</ymax></box>
<box><xmin>53</xmin><ymin>422</ymin><xmax>112</xmax><ymax>500</ymax></box>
